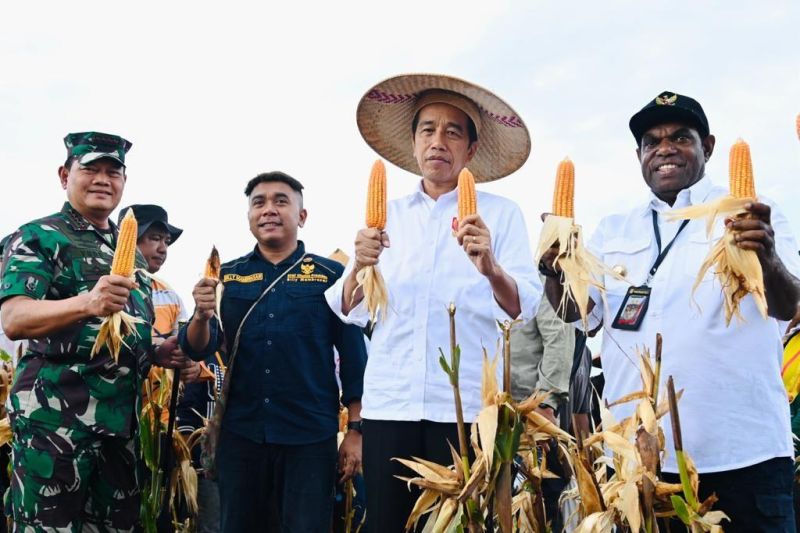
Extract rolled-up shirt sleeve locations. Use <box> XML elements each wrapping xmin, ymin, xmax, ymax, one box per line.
<box><xmin>178</xmin><ymin>317</ymin><xmax>222</xmax><ymax>362</ymax></box>
<box><xmin>334</xmin><ymin>320</ymin><xmax>367</xmax><ymax>407</ymax></box>
<box><xmin>490</xmin><ymin>204</ymin><xmax>541</xmax><ymax>324</ymax></box>
<box><xmin>324</xmin><ymin>260</ymin><xmax>371</xmax><ymax>328</ymax></box>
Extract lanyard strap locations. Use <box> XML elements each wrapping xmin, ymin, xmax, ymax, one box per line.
<box><xmin>647</xmin><ymin>210</ymin><xmax>689</xmax><ymax>285</ymax></box>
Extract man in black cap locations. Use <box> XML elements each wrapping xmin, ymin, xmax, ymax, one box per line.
<box><xmin>0</xmin><ymin>132</ymin><xmax>191</xmax><ymax>530</ymax></box>
<box><xmin>121</xmin><ymin>204</ymin><xmax>221</xmax><ymax>531</ymax></box>
<box><xmin>542</xmin><ymin>93</ymin><xmax>800</xmax><ymax>531</ymax></box>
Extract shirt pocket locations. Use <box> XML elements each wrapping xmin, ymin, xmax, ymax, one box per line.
<box><xmin>601</xmin><ymin>237</ymin><xmax>650</xmax><ymax>294</ymax></box>
<box><xmin>221</xmin><ymin>282</ymin><xmax>263</xmax><ymax>334</ymax></box>
<box><xmin>682</xmin><ymin>229</ymin><xmax>724</xmax><ymax>285</ymax></box>
<box><xmin>284</xmin><ymin>283</ymin><xmax>331</xmax><ymax>337</ymax></box>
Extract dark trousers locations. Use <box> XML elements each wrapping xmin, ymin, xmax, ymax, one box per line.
<box><xmin>362</xmin><ymin>419</ymin><xmax>462</xmax><ymax>533</ymax></box>
<box><xmin>660</xmin><ymin>457</ymin><xmax>796</xmax><ymax>533</ymax></box>
<box><xmin>216</xmin><ymin>429</ymin><xmax>337</xmax><ymax>533</ymax></box>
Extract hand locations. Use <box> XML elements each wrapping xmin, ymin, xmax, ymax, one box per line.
<box><xmin>535</xmin><ymin>405</ymin><xmax>557</xmax><ymax>425</ymax></box>
<box><xmin>85</xmin><ymin>274</ymin><xmax>136</xmax><ymax>317</ymax></box>
<box><xmin>455</xmin><ymin>215</ymin><xmax>498</xmax><ymax>277</ymax></box>
<box><xmin>180</xmin><ymin>360</ymin><xmax>204</xmax><ymax>384</ymax></box>
<box><xmin>153</xmin><ymin>336</ymin><xmax>195</xmax><ymax>369</ymax></box>
<box><xmin>192</xmin><ymin>278</ymin><xmax>218</xmax><ymax>322</ymax></box>
<box><xmin>535</xmin><ymin>405</ymin><xmax>557</xmax><ymax>453</ymax></box>
<box><xmin>354</xmin><ymin>228</ymin><xmax>390</xmax><ymax>271</ymax></box>
<box><xmin>726</xmin><ymin>202</ymin><xmax>776</xmax><ymax>263</ymax></box>
<box><xmin>338</xmin><ymin>429</ymin><xmax>362</xmax><ymax>483</ymax></box>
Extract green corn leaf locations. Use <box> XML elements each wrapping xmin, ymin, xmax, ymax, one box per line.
<box><xmin>670</xmin><ymin>495</ymin><xmax>692</xmax><ymax>525</ymax></box>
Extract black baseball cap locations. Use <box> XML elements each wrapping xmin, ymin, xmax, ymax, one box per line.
<box><xmin>629</xmin><ymin>91</ymin><xmax>710</xmax><ymax>143</ymax></box>
<box><xmin>118</xmin><ymin>204</ymin><xmax>183</xmax><ymax>244</ymax></box>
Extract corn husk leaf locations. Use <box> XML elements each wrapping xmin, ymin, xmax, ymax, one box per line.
<box><xmin>90</xmin><ymin>310</ymin><xmax>144</xmax><ymax>362</ymax></box>
<box><xmin>354</xmin><ymin>265</ymin><xmax>389</xmax><ymax>323</ymax></box>
<box><xmin>536</xmin><ymin>215</ymin><xmax>628</xmax><ymax>328</ymax></box>
<box><xmin>667</xmin><ymin>195</ymin><xmax>767</xmax><ymax>325</ymax></box>
<box><xmin>406</xmin><ymin>489</ymin><xmax>440</xmax><ymax>531</ymax></box>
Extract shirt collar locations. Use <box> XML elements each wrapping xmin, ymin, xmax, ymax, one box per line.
<box><xmin>247</xmin><ymin>240</ymin><xmax>307</xmax><ymax>266</ymax></box>
<box><xmin>645</xmin><ymin>175</ymin><xmax>714</xmax><ymax>214</ymax></box>
<box><xmin>60</xmin><ymin>201</ymin><xmax>117</xmax><ymax>234</ymax></box>
<box><xmin>411</xmin><ymin>179</ymin><xmax>458</xmax><ymax>206</ymax></box>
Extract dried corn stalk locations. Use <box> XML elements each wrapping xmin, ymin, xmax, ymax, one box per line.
<box><xmin>204</xmin><ymin>245</ymin><xmax>224</xmax><ymax>330</ymax></box>
<box><xmin>667</xmin><ymin>139</ymin><xmax>767</xmax><ymax>325</ymax></box>
<box><xmin>91</xmin><ymin>208</ymin><xmax>144</xmax><ymax>361</ymax></box>
<box><xmin>536</xmin><ymin>158</ymin><xmax>626</xmax><ymax>326</ymax></box>
<box><xmin>354</xmin><ymin>160</ymin><xmax>389</xmax><ymax>322</ymax></box>
<box><xmin>565</xmin><ymin>335</ymin><xmax>728</xmax><ymax>532</ymax></box>
<box><xmin>397</xmin><ymin>307</ymin><xmax>572</xmax><ymax>532</ymax></box>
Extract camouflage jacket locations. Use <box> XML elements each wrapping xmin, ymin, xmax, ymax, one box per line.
<box><xmin>0</xmin><ymin>202</ymin><xmax>154</xmax><ymax>438</ymax></box>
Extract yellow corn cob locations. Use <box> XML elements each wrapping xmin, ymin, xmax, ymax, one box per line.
<box><xmin>457</xmin><ymin>168</ymin><xmax>477</xmax><ymax>221</ymax></box>
<box><xmin>365</xmin><ymin>160</ymin><xmax>386</xmax><ymax>230</ymax></box>
<box><xmin>112</xmin><ymin>209</ymin><xmax>138</xmax><ymax>277</ymax></box>
<box><xmin>796</xmin><ymin>112</ymin><xmax>800</xmax><ymax>141</ymax></box>
<box><xmin>204</xmin><ymin>245</ymin><xmax>220</xmax><ymax>279</ymax></box>
<box><xmin>729</xmin><ymin>139</ymin><xmax>756</xmax><ymax>199</ymax></box>
<box><xmin>552</xmin><ymin>157</ymin><xmax>575</xmax><ymax>218</ymax></box>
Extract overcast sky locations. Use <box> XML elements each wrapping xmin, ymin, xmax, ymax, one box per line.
<box><xmin>2</xmin><ymin>0</ymin><xmax>799</xmax><ymax>311</ymax></box>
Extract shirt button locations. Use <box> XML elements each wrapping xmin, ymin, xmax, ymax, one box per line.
<box><xmin>267</xmin><ymin>340</ymin><xmax>272</xmax><ymax>346</ymax></box>
<box><xmin>265</xmin><ymin>368</ymin><xmax>271</xmax><ymax>374</ymax></box>
<box><xmin>271</xmin><ymin>288</ymin><xmax>276</xmax><ymax>293</ymax></box>
<box><xmin>269</xmin><ymin>313</ymin><xmax>274</xmax><ymax>318</ymax></box>
<box><xmin>264</xmin><ymin>398</ymin><xmax>270</xmax><ymax>404</ymax></box>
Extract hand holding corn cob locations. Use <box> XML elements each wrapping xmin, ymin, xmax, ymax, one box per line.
<box><xmin>90</xmin><ymin>208</ymin><xmax>145</xmax><ymax>362</ymax></box>
<box><xmin>667</xmin><ymin>139</ymin><xmax>768</xmax><ymax>324</ymax></box>
<box><xmin>203</xmin><ymin>245</ymin><xmax>224</xmax><ymax>329</ymax></box>
<box><xmin>536</xmin><ymin>158</ymin><xmax>625</xmax><ymax>326</ymax></box>
<box><xmin>353</xmin><ymin>160</ymin><xmax>390</xmax><ymax>322</ymax></box>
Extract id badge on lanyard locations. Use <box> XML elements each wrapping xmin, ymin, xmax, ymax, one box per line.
<box><xmin>611</xmin><ymin>211</ymin><xmax>689</xmax><ymax>331</ymax></box>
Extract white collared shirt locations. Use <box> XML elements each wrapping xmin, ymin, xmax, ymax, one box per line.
<box><xmin>326</xmin><ymin>181</ymin><xmax>541</xmax><ymax>423</ymax></box>
<box><xmin>583</xmin><ymin>176</ymin><xmax>800</xmax><ymax>473</ymax></box>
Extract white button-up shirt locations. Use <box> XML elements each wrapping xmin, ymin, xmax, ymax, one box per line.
<box><xmin>326</xmin><ymin>181</ymin><xmax>541</xmax><ymax>423</ymax></box>
<box><xmin>583</xmin><ymin>176</ymin><xmax>799</xmax><ymax>473</ymax></box>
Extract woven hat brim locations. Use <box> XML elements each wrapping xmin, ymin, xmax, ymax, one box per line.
<box><xmin>356</xmin><ymin>74</ymin><xmax>531</xmax><ymax>183</ymax></box>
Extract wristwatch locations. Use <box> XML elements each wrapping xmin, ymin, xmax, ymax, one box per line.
<box><xmin>347</xmin><ymin>420</ymin><xmax>363</xmax><ymax>434</ymax></box>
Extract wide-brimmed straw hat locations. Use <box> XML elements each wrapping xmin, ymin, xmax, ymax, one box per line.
<box><xmin>356</xmin><ymin>73</ymin><xmax>531</xmax><ymax>183</ymax></box>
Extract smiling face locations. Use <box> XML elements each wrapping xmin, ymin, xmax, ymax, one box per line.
<box><xmin>59</xmin><ymin>158</ymin><xmax>126</xmax><ymax>228</ymax></box>
<box><xmin>637</xmin><ymin>122</ymin><xmax>715</xmax><ymax>205</ymax></box>
<box><xmin>247</xmin><ymin>181</ymin><xmax>306</xmax><ymax>251</ymax></box>
<box><xmin>137</xmin><ymin>225</ymin><xmax>171</xmax><ymax>274</ymax></box>
<box><xmin>412</xmin><ymin>102</ymin><xmax>478</xmax><ymax>191</ymax></box>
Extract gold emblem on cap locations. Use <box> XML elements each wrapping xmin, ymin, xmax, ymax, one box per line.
<box><xmin>655</xmin><ymin>93</ymin><xmax>677</xmax><ymax>106</ymax></box>
<box><xmin>612</xmin><ymin>264</ymin><xmax>628</xmax><ymax>277</ymax></box>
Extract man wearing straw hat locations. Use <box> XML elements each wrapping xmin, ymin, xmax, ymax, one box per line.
<box><xmin>326</xmin><ymin>74</ymin><xmax>542</xmax><ymax>530</ymax></box>
<box><xmin>542</xmin><ymin>92</ymin><xmax>800</xmax><ymax>531</ymax></box>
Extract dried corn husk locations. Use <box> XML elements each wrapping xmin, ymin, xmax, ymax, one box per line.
<box><xmin>204</xmin><ymin>245</ymin><xmax>224</xmax><ymax>330</ymax></box>
<box><xmin>536</xmin><ymin>159</ymin><xmax>628</xmax><ymax>327</ymax></box>
<box><xmin>666</xmin><ymin>139</ymin><xmax>767</xmax><ymax>325</ymax></box>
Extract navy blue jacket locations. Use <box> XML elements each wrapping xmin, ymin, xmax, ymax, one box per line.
<box><xmin>180</xmin><ymin>242</ymin><xmax>366</xmax><ymax>445</ymax></box>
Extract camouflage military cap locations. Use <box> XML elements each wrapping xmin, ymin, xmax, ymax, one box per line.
<box><xmin>63</xmin><ymin>131</ymin><xmax>132</xmax><ymax>166</ymax></box>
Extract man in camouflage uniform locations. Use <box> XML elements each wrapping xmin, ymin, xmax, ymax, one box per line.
<box><xmin>0</xmin><ymin>132</ymin><xmax>190</xmax><ymax>532</ymax></box>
